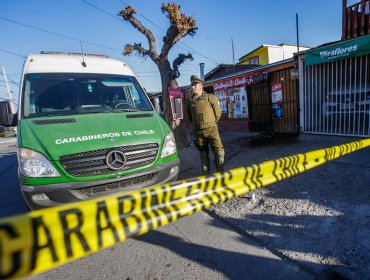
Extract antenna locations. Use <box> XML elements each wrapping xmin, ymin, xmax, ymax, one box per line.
<box><xmin>199</xmin><ymin>63</ymin><xmax>205</xmax><ymax>80</ymax></box>
<box><xmin>80</xmin><ymin>41</ymin><xmax>87</xmax><ymax>67</ymax></box>
<box><xmin>231</xmin><ymin>38</ymin><xmax>235</xmax><ymax>70</ymax></box>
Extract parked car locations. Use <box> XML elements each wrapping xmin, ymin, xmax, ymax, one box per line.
<box><xmin>322</xmin><ymin>84</ymin><xmax>370</xmax><ymax>118</ymax></box>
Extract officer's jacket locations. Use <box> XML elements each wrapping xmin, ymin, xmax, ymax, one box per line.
<box><xmin>187</xmin><ymin>91</ymin><xmax>222</xmax><ymax>130</ymax></box>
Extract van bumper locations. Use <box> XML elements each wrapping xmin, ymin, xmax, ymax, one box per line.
<box><xmin>21</xmin><ymin>159</ymin><xmax>180</xmax><ymax>210</ymax></box>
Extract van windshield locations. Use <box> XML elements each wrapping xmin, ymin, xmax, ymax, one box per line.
<box><xmin>22</xmin><ymin>73</ymin><xmax>154</xmax><ymax>118</ymax></box>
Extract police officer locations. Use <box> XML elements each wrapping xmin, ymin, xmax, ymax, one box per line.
<box><xmin>187</xmin><ymin>75</ymin><xmax>224</xmax><ymax>175</ymax></box>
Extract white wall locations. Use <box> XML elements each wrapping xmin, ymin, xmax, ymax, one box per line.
<box><xmin>267</xmin><ymin>47</ymin><xmax>284</xmax><ymax>64</ymax></box>
<box><xmin>268</xmin><ymin>45</ymin><xmax>310</xmax><ymax>64</ymax></box>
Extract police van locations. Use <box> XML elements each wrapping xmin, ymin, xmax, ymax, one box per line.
<box><xmin>1</xmin><ymin>52</ymin><xmax>179</xmax><ymax>209</ymax></box>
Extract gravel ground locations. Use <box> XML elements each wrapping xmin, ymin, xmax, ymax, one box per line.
<box><xmin>180</xmin><ymin>132</ymin><xmax>370</xmax><ymax>280</ymax></box>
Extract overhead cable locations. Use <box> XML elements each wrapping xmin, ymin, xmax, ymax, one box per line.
<box><xmin>0</xmin><ymin>16</ymin><xmax>122</xmax><ymax>53</ymax></box>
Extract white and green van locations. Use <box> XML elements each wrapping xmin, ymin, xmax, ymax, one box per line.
<box><xmin>3</xmin><ymin>52</ymin><xmax>179</xmax><ymax>209</ymax></box>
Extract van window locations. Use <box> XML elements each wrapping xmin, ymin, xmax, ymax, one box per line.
<box><xmin>22</xmin><ymin>73</ymin><xmax>153</xmax><ymax>118</ymax></box>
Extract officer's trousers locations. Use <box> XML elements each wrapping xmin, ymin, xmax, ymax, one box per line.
<box><xmin>194</xmin><ymin>126</ymin><xmax>224</xmax><ymax>175</ymax></box>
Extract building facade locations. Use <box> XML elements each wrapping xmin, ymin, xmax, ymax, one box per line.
<box><xmin>183</xmin><ymin>59</ymin><xmax>300</xmax><ymax>135</ymax></box>
<box><xmin>238</xmin><ymin>44</ymin><xmax>309</xmax><ymax>66</ymax></box>
<box><xmin>298</xmin><ymin>0</ymin><xmax>370</xmax><ymax>137</ymax></box>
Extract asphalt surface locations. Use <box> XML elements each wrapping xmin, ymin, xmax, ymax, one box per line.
<box><xmin>0</xmin><ymin>137</ymin><xmax>28</xmax><ymax>218</ymax></box>
<box><xmin>1</xmin><ymin>131</ymin><xmax>370</xmax><ymax>279</ymax></box>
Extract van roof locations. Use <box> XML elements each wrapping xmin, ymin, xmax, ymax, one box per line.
<box><xmin>24</xmin><ymin>52</ymin><xmax>135</xmax><ymax>76</ymax></box>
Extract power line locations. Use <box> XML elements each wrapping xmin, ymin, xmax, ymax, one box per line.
<box><xmin>82</xmin><ymin>0</ymin><xmax>183</xmax><ymax>57</ymax></box>
<box><xmin>0</xmin><ymin>78</ymin><xmax>18</xmax><ymax>85</ymax></box>
<box><xmin>82</xmin><ymin>0</ymin><xmax>192</xmax><ymax>56</ymax></box>
<box><xmin>82</xmin><ymin>0</ymin><xmax>128</xmax><ymax>25</ymax></box>
<box><xmin>0</xmin><ymin>98</ymin><xmax>18</xmax><ymax>106</ymax></box>
<box><xmin>117</xmin><ymin>0</ymin><xmax>166</xmax><ymax>33</ymax></box>
<box><xmin>7</xmin><ymin>77</ymin><xmax>19</xmax><ymax>84</ymax></box>
<box><xmin>0</xmin><ymin>87</ymin><xmax>18</xmax><ymax>97</ymax></box>
<box><xmin>135</xmin><ymin>68</ymin><xmax>208</xmax><ymax>74</ymax></box>
<box><xmin>0</xmin><ymin>16</ymin><xmax>122</xmax><ymax>53</ymax></box>
<box><xmin>0</xmin><ymin>48</ymin><xmax>26</xmax><ymax>58</ymax></box>
<box><xmin>90</xmin><ymin>0</ymin><xmax>221</xmax><ymax>65</ymax></box>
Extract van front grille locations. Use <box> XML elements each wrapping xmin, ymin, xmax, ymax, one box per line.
<box><xmin>76</xmin><ymin>173</ymin><xmax>155</xmax><ymax>197</ymax></box>
<box><xmin>59</xmin><ymin>143</ymin><xmax>158</xmax><ymax>177</ymax></box>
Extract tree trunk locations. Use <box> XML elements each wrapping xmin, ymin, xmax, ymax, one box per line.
<box><xmin>159</xmin><ymin>63</ymin><xmax>189</xmax><ymax>150</ymax></box>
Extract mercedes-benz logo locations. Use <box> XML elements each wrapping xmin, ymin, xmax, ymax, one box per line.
<box><xmin>106</xmin><ymin>150</ymin><xmax>126</xmax><ymax>170</ymax></box>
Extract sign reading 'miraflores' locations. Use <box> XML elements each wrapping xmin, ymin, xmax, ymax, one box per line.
<box><xmin>319</xmin><ymin>44</ymin><xmax>358</xmax><ymax>59</ymax></box>
<box><xmin>305</xmin><ymin>34</ymin><xmax>370</xmax><ymax>66</ymax></box>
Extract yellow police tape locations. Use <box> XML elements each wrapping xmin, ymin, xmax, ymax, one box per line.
<box><xmin>0</xmin><ymin>138</ymin><xmax>369</xmax><ymax>279</ymax></box>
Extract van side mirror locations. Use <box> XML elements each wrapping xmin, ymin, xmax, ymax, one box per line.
<box><xmin>0</xmin><ymin>101</ymin><xmax>17</xmax><ymax>127</ymax></box>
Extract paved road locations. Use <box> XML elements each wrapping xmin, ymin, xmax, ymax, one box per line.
<box><xmin>0</xmin><ymin>135</ymin><xmax>316</xmax><ymax>279</ymax></box>
<box><xmin>3</xmin><ymin>132</ymin><xmax>369</xmax><ymax>279</ymax></box>
<box><xmin>0</xmin><ymin>137</ymin><xmax>28</xmax><ymax>218</ymax></box>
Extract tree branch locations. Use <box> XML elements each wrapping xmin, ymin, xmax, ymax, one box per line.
<box><xmin>124</xmin><ymin>43</ymin><xmax>151</xmax><ymax>59</ymax></box>
<box><xmin>119</xmin><ymin>5</ymin><xmax>159</xmax><ymax>62</ymax></box>
<box><xmin>160</xmin><ymin>3</ymin><xmax>197</xmax><ymax>59</ymax></box>
<box><xmin>173</xmin><ymin>53</ymin><xmax>193</xmax><ymax>72</ymax></box>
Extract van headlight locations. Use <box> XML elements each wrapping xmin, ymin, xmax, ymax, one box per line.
<box><xmin>161</xmin><ymin>131</ymin><xmax>177</xmax><ymax>158</ymax></box>
<box><xmin>18</xmin><ymin>148</ymin><xmax>60</xmax><ymax>177</ymax></box>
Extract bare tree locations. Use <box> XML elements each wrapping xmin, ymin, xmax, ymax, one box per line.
<box><xmin>119</xmin><ymin>2</ymin><xmax>197</xmax><ymax>149</ymax></box>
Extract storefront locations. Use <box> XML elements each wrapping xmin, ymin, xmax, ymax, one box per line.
<box><xmin>182</xmin><ymin>59</ymin><xmax>300</xmax><ymax>134</ymax></box>
<box><xmin>302</xmin><ymin>35</ymin><xmax>370</xmax><ymax>136</ymax></box>
<box><xmin>247</xmin><ymin>63</ymin><xmax>300</xmax><ymax>135</ymax></box>
<box><xmin>213</xmin><ymin>72</ymin><xmax>266</xmax><ymax>118</ymax></box>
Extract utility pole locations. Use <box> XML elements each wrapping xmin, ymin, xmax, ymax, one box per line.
<box><xmin>296</xmin><ymin>13</ymin><xmax>300</xmax><ymax>54</ymax></box>
<box><xmin>2</xmin><ymin>66</ymin><xmax>15</xmax><ymax>113</ymax></box>
<box><xmin>342</xmin><ymin>0</ymin><xmax>347</xmax><ymax>40</ymax></box>
<box><xmin>231</xmin><ymin>37</ymin><xmax>235</xmax><ymax>71</ymax></box>
<box><xmin>199</xmin><ymin>63</ymin><xmax>205</xmax><ymax>80</ymax></box>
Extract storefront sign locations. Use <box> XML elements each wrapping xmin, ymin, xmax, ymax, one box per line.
<box><xmin>213</xmin><ymin>72</ymin><xmax>267</xmax><ymax>91</ymax></box>
<box><xmin>305</xmin><ymin>35</ymin><xmax>370</xmax><ymax>66</ymax></box>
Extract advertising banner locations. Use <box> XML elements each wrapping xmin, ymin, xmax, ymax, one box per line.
<box><xmin>305</xmin><ymin>35</ymin><xmax>370</xmax><ymax>66</ymax></box>
<box><xmin>168</xmin><ymin>80</ymin><xmax>183</xmax><ymax>119</ymax></box>
<box><xmin>214</xmin><ymin>90</ymin><xmax>227</xmax><ymax>113</ymax></box>
<box><xmin>271</xmin><ymin>83</ymin><xmax>282</xmax><ymax>103</ymax></box>
<box><xmin>168</xmin><ymin>80</ymin><xmax>182</xmax><ymax>97</ymax></box>
<box><xmin>272</xmin><ymin>83</ymin><xmax>283</xmax><ymax>119</ymax></box>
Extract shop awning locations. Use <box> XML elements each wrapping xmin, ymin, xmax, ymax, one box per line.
<box><xmin>305</xmin><ymin>35</ymin><xmax>370</xmax><ymax>66</ymax></box>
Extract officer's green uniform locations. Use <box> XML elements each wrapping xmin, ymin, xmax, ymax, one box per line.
<box><xmin>187</xmin><ymin>75</ymin><xmax>224</xmax><ymax>175</ymax></box>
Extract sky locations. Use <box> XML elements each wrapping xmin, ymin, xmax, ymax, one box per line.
<box><xmin>0</xmin><ymin>0</ymin><xmax>354</xmax><ymax>103</ymax></box>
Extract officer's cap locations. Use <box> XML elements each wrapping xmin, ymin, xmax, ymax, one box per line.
<box><xmin>190</xmin><ymin>75</ymin><xmax>204</xmax><ymax>85</ymax></box>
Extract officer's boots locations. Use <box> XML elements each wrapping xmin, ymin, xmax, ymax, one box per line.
<box><xmin>199</xmin><ymin>150</ymin><xmax>210</xmax><ymax>175</ymax></box>
<box><xmin>215</xmin><ymin>149</ymin><xmax>225</xmax><ymax>173</ymax></box>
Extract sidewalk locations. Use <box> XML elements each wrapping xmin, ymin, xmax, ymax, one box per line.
<box><xmin>23</xmin><ymin>131</ymin><xmax>370</xmax><ymax>279</ymax></box>
<box><xmin>178</xmin><ymin>130</ymin><xmax>370</xmax><ymax>279</ymax></box>
<box><xmin>178</xmin><ymin>130</ymin><xmax>370</xmax><ymax>178</ymax></box>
